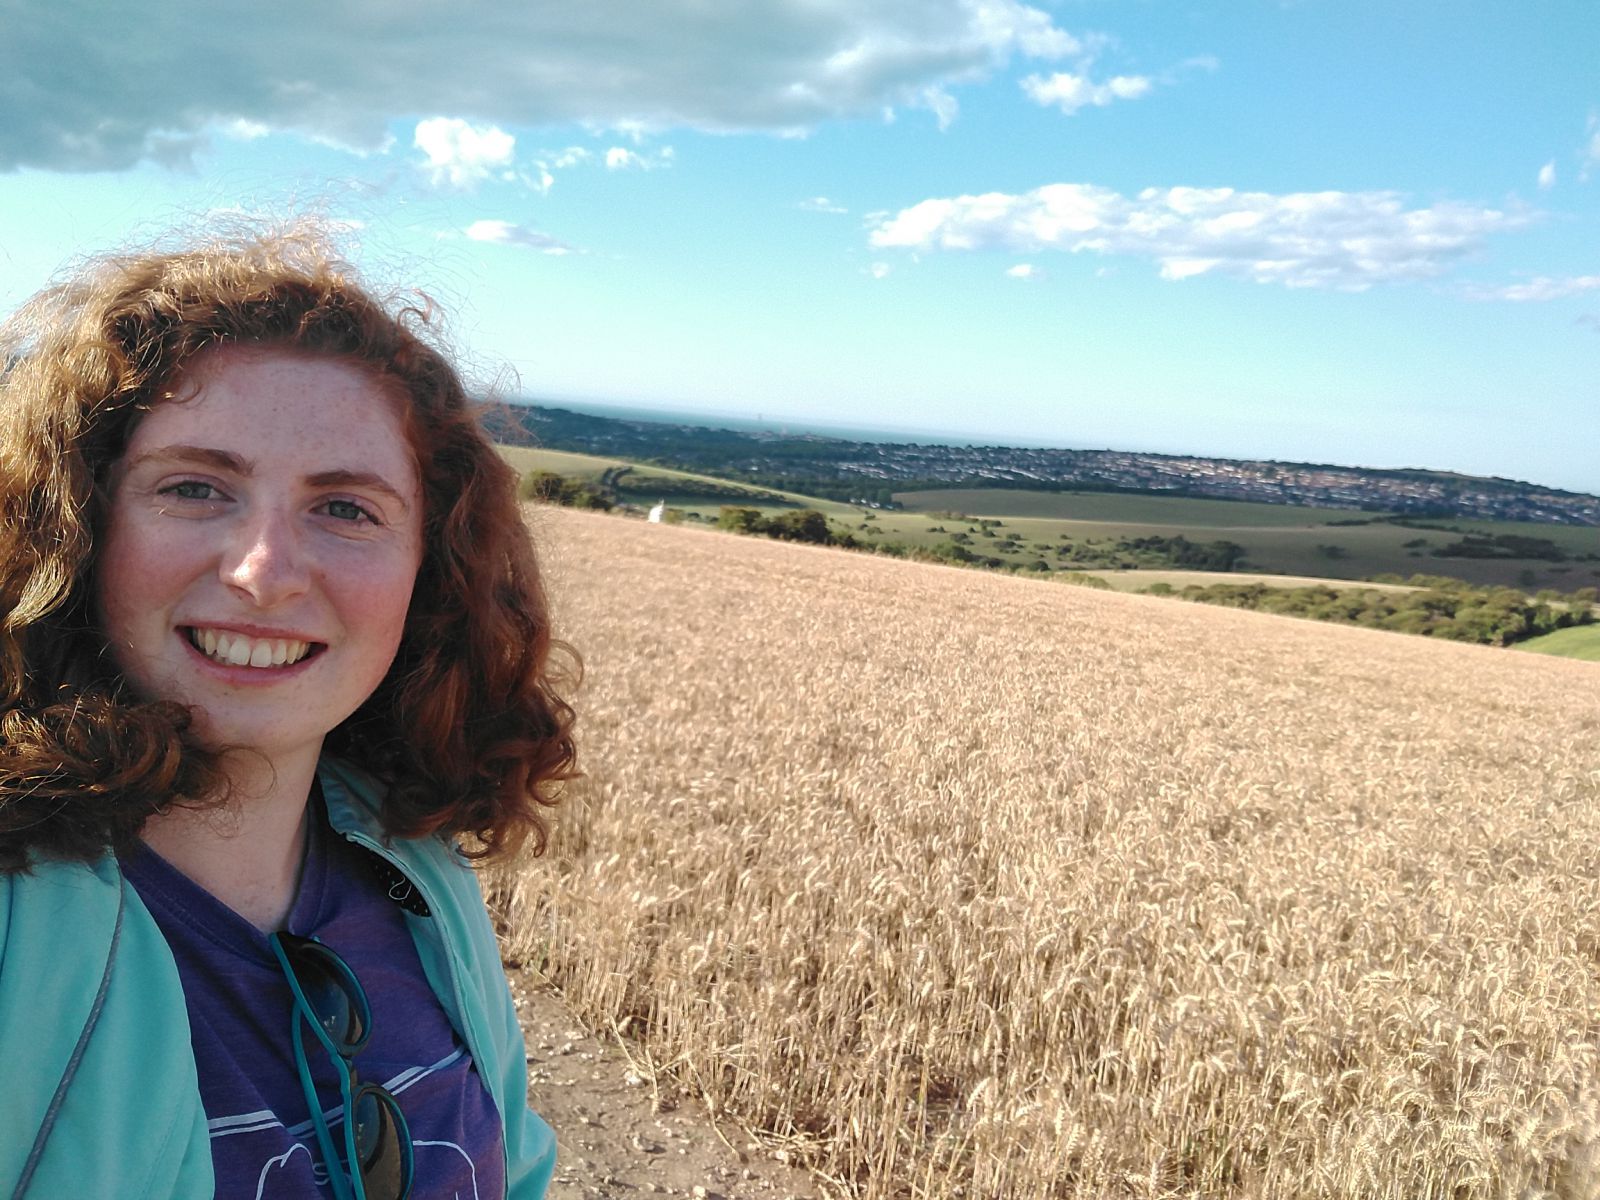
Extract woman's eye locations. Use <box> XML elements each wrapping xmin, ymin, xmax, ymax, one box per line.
<box><xmin>324</xmin><ymin>499</ymin><xmax>379</xmax><ymax>524</ymax></box>
<box><xmin>162</xmin><ymin>480</ymin><xmax>218</xmax><ymax>501</ymax></box>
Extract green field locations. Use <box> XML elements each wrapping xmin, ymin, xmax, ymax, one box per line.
<box><xmin>497</xmin><ymin>446</ymin><xmax>624</xmax><ymax>480</ymax></box>
<box><xmin>1513</xmin><ymin>625</ymin><xmax>1600</xmax><ymax>661</ymax></box>
<box><xmin>887</xmin><ymin>488</ymin><xmax>1600</xmax><ymax>590</ymax></box>
<box><xmin>1095</xmin><ymin>569</ymin><xmax>1419</xmax><ymax>594</ymax></box>
<box><xmin>497</xmin><ymin>446</ymin><xmax>806</xmax><ymax>507</ymax></box>
<box><xmin>497</xmin><ymin>454</ymin><xmax>1600</xmax><ymax>593</ymax></box>
<box><xmin>894</xmin><ymin>488</ymin><xmax>1354</xmax><ymax>527</ymax></box>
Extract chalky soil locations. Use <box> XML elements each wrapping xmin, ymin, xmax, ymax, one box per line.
<box><xmin>510</xmin><ymin>968</ymin><xmax>824</xmax><ymax>1200</ymax></box>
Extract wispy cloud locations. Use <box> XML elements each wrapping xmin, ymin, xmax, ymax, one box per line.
<box><xmin>1465</xmin><ymin>275</ymin><xmax>1600</xmax><ymax>302</ymax></box>
<box><xmin>2</xmin><ymin>0</ymin><xmax>1087</xmax><ymax>171</ymax></box>
<box><xmin>464</xmin><ymin>219</ymin><xmax>575</xmax><ymax>254</ymax></box>
<box><xmin>414</xmin><ymin>118</ymin><xmax>515</xmax><ymax>188</ymax></box>
<box><xmin>1538</xmin><ymin>160</ymin><xmax>1557</xmax><ymax>190</ymax></box>
<box><xmin>1018</xmin><ymin>35</ymin><xmax>1212</xmax><ymax>118</ymax></box>
<box><xmin>1021</xmin><ymin>72</ymin><xmax>1151</xmax><ymax>115</ymax></box>
<box><xmin>1006</xmin><ymin>263</ymin><xmax>1044</xmax><ymax>280</ymax></box>
<box><xmin>604</xmin><ymin>145</ymin><xmax>674</xmax><ymax>170</ymax></box>
<box><xmin>800</xmin><ymin>196</ymin><xmax>848</xmax><ymax>214</ymax></box>
<box><xmin>870</xmin><ymin>184</ymin><xmax>1530</xmax><ymax>291</ymax></box>
<box><xmin>866</xmin><ymin>262</ymin><xmax>892</xmax><ymax>279</ymax></box>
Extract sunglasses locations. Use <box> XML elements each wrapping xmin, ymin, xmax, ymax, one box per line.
<box><xmin>269</xmin><ymin>932</ymin><xmax>415</xmax><ymax>1200</ymax></box>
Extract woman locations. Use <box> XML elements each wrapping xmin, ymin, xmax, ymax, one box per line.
<box><xmin>0</xmin><ymin>230</ymin><xmax>576</xmax><ymax>1199</ymax></box>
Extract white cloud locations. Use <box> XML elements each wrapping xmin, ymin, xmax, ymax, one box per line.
<box><xmin>221</xmin><ymin>118</ymin><xmax>271</xmax><ymax>142</ymax></box>
<box><xmin>1538</xmin><ymin>160</ymin><xmax>1557</xmax><ymax>190</ymax></box>
<box><xmin>800</xmin><ymin>196</ymin><xmax>848</xmax><ymax>214</ymax></box>
<box><xmin>414</xmin><ymin>118</ymin><xmax>515</xmax><ymax>187</ymax></box>
<box><xmin>524</xmin><ymin>162</ymin><xmax>556</xmax><ymax>194</ymax></box>
<box><xmin>552</xmin><ymin>146</ymin><xmax>591</xmax><ymax>168</ymax></box>
<box><xmin>464</xmin><ymin>219</ymin><xmax>575</xmax><ymax>254</ymax></box>
<box><xmin>1021</xmin><ymin>72</ymin><xmax>1152</xmax><ymax>115</ymax></box>
<box><xmin>604</xmin><ymin>145</ymin><xmax>674</xmax><ymax>170</ymax></box>
<box><xmin>1</xmin><ymin>0</ymin><xmax>1084</xmax><ymax>171</ymax></box>
<box><xmin>1466</xmin><ymin>275</ymin><xmax>1600</xmax><ymax>302</ymax></box>
<box><xmin>867</xmin><ymin>262</ymin><xmax>892</xmax><ymax>279</ymax></box>
<box><xmin>869</xmin><ymin>183</ymin><xmax>1530</xmax><ymax>291</ymax></box>
<box><xmin>1017</xmin><ymin>32</ymin><xmax>1212</xmax><ymax>118</ymax></box>
<box><xmin>922</xmin><ymin>87</ymin><xmax>960</xmax><ymax>131</ymax></box>
<box><xmin>1005</xmin><ymin>263</ymin><xmax>1043</xmax><ymax>279</ymax></box>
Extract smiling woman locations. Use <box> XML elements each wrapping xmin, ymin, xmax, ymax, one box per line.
<box><xmin>0</xmin><ymin>230</ymin><xmax>576</xmax><ymax>1199</ymax></box>
<box><xmin>98</xmin><ymin>348</ymin><xmax>427</xmax><ymax>840</ymax></box>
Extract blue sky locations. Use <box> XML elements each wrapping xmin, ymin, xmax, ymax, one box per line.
<box><xmin>2</xmin><ymin>1</ymin><xmax>1597</xmax><ymax>491</ymax></box>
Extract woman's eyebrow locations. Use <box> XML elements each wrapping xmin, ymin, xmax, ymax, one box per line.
<box><xmin>128</xmin><ymin>444</ymin><xmax>252</xmax><ymax>474</ymax></box>
<box><xmin>124</xmin><ymin>447</ymin><xmax>411</xmax><ymax>513</ymax></box>
<box><xmin>305</xmin><ymin>469</ymin><xmax>413</xmax><ymax>514</ymax></box>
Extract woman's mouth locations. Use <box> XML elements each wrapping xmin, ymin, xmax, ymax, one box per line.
<box><xmin>184</xmin><ymin>627</ymin><xmax>321</xmax><ymax>669</ymax></box>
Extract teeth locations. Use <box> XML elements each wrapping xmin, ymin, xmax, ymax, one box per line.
<box><xmin>189</xmin><ymin>628</ymin><xmax>314</xmax><ymax>669</ymax></box>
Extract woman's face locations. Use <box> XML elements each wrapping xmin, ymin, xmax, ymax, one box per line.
<box><xmin>96</xmin><ymin>347</ymin><xmax>425</xmax><ymax>773</ymax></box>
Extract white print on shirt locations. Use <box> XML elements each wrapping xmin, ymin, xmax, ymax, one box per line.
<box><xmin>250</xmin><ymin>1138</ymin><xmax>481</xmax><ymax>1200</ymax></box>
<box><xmin>208</xmin><ymin>1048</ymin><xmax>466</xmax><ymax>1141</ymax></box>
<box><xmin>211</xmin><ymin>1047</ymin><xmax>475</xmax><ymax>1198</ymax></box>
<box><xmin>252</xmin><ymin>1141</ymin><xmax>316</xmax><ymax>1200</ymax></box>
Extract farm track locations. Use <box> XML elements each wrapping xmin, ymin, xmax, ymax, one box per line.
<box><xmin>488</xmin><ymin>507</ymin><xmax>1600</xmax><ymax>1200</ymax></box>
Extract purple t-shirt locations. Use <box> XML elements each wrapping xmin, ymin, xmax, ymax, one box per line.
<box><xmin>121</xmin><ymin>797</ymin><xmax>507</xmax><ymax>1199</ymax></box>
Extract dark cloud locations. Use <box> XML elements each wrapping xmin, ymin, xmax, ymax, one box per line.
<box><xmin>2</xmin><ymin>0</ymin><xmax>1075</xmax><ymax>172</ymax></box>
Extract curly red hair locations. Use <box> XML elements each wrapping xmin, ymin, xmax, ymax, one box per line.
<box><xmin>0</xmin><ymin>228</ymin><xmax>576</xmax><ymax>872</ymax></box>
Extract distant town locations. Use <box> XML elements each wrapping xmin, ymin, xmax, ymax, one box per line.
<box><xmin>491</xmin><ymin>403</ymin><xmax>1600</xmax><ymax>527</ymax></box>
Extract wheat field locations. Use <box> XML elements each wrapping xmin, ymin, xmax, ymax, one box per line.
<box><xmin>487</xmin><ymin>507</ymin><xmax>1600</xmax><ymax>1200</ymax></box>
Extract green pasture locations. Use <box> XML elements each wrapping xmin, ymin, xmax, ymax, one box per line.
<box><xmin>1513</xmin><ymin>625</ymin><xmax>1600</xmax><ymax>662</ymax></box>
<box><xmin>496</xmin><ymin>455</ymin><xmax>1600</xmax><ymax>593</ymax></box>
<box><xmin>1096</xmin><ymin>569</ymin><xmax>1419</xmax><ymax>594</ymax></box>
<box><xmin>496</xmin><ymin>446</ymin><xmax>806</xmax><ymax>508</ymax></box>
<box><xmin>497</xmin><ymin>446</ymin><xmax>622</xmax><ymax>481</ymax></box>
<box><xmin>893</xmin><ymin>488</ymin><xmax>1357</xmax><ymax>527</ymax></box>
<box><xmin>887</xmin><ymin>488</ymin><xmax>1600</xmax><ymax>591</ymax></box>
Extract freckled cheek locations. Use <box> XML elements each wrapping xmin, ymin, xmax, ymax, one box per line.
<box><xmin>331</xmin><ymin>556</ymin><xmax>421</xmax><ymax>658</ymax></box>
<box><xmin>96</xmin><ymin>527</ymin><xmax>182</xmax><ymax>647</ymax></box>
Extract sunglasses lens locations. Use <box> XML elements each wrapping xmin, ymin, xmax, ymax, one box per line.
<box><xmin>284</xmin><ymin>938</ymin><xmax>368</xmax><ymax>1049</ymax></box>
<box><xmin>352</xmin><ymin>1085</ymin><xmax>411</xmax><ymax>1200</ymax></box>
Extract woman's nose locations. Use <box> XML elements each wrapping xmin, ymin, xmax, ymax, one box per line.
<box><xmin>222</xmin><ymin>510</ymin><xmax>310</xmax><ymax>607</ymax></box>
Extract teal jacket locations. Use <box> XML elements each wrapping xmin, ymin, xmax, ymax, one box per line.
<box><xmin>1</xmin><ymin>758</ymin><xmax>555</xmax><ymax>1199</ymax></box>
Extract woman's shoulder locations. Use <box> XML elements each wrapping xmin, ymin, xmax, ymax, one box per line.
<box><xmin>1</xmin><ymin>853</ymin><xmax>122</xmax><ymax>942</ymax></box>
<box><xmin>1</xmin><ymin>855</ymin><xmax>211</xmax><ymax>1199</ymax></box>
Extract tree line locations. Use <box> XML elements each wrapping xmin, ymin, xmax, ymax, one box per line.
<box><xmin>1143</xmin><ymin>576</ymin><xmax>1595</xmax><ymax>647</ymax></box>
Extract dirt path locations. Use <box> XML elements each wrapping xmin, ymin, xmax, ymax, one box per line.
<box><xmin>507</xmin><ymin>967</ymin><xmax>826</xmax><ymax>1200</ymax></box>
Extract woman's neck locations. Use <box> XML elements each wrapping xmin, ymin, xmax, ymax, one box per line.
<box><xmin>138</xmin><ymin>749</ymin><xmax>321</xmax><ymax>932</ymax></box>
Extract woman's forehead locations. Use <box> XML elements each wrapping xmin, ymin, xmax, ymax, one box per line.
<box><xmin>125</xmin><ymin>347</ymin><xmax>422</xmax><ymax>493</ymax></box>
